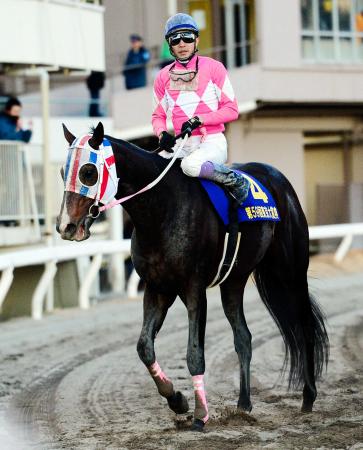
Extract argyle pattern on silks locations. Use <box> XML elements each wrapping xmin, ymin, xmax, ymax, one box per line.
<box><xmin>152</xmin><ymin>55</ymin><xmax>239</xmax><ymax>137</ymax></box>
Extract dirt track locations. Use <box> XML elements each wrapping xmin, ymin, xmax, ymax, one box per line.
<box><xmin>0</xmin><ymin>252</ymin><xmax>362</xmax><ymax>450</ymax></box>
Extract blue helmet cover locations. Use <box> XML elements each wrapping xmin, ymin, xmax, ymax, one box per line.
<box><xmin>165</xmin><ymin>13</ymin><xmax>199</xmax><ymax>38</ymax></box>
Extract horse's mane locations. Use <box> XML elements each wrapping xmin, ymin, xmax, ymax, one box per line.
<box><xmin>104</xmin><ymin>134</ymin><xmax>175</xmax><ymax>170</ymax></box>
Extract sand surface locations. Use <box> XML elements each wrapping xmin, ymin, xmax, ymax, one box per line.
<box><xmin>0</xmin><ymin>251</ymin><xmax>362</xmax><ymax>450</ymax></box>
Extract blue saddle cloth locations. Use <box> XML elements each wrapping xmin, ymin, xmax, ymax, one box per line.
<box><xmin>199</xmin><ymin>170</ymin><xmax>280</xmax><ymax>226</ymax></box>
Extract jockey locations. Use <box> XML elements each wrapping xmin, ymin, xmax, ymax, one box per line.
<box><xmin>152</xmin><ymin>13</ymin><xmax>250</xmax><ymax>205</ymax></box>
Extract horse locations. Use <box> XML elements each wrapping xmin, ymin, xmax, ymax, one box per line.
<box><xmin>56</xmin><ymin>122</ymin><xmax>329</xmax><ymax>431</ymax></box>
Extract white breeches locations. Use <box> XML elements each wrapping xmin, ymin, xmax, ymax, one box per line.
<box><xmin>159</xmin><ymin>133</ymin><xmax>228</xmax><ymax>177</ymax></box>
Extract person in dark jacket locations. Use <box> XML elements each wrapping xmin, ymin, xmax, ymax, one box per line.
<box><xmin>122</xmin><ymin>34</ymin><xmax>150</xmax><ymax>90</ymax></box>
<box><xmin>0</xmin><ymin>97</ymin><xmax>32</xmax><ymax>143</ymax></box>
<box><xmin>86</xmin><ymin>71</ymin><xmax>105</xmax><ymax>117</ymax></box>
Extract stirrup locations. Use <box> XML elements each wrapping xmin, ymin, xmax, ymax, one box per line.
<box><xmin>228</xmin><ymin>191</ymin><xmax>246</xmax><ymax>206</ymax></box>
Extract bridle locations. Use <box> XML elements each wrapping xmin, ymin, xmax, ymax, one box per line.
<box><xmin>64</xmin><ymin>133</ymin><xmax>189</xmax><ymax>220</ymax></box>
<box><xmin>63</xmin><ymin>135</ymin><xmax>119</xmax><ymax>220</ymax></box>
<box><xmin>96</xmin><ymin>134</ymin><xmax>189</xmax><ymax>215</ymax></box>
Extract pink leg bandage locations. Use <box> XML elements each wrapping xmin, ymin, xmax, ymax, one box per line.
<box><xmin>192</xmin><ymin>374</ymin><xmax>209</xmax><ymax>423</ymax></box>
<box><xmin>148</xmin><ymin>361</ymin><xmax>174</xmax><ymax>397</ymax></box>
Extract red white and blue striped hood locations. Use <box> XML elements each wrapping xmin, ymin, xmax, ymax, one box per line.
<box><xmin>64</xmin><ymin>134</ymin><xmax>119</xmax><ymax>205</ymax></box>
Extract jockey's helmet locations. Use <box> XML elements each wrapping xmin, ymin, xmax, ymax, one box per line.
<box><xmin>164</xmin><ymin>13</ymin><xmax>199</xmax><ymax>39</ymax></box>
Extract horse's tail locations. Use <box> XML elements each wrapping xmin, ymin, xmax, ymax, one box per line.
<box><xmin>253</xmin><ymin>180</ymin><xmax>329</xmax><ymax>389</ymax></box>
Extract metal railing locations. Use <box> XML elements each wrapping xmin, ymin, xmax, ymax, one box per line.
<box><xmin>0</xmin><ymin>222</ymin><xmax>362</xmax><ymax>320</ymax></box>
<box><xmin>0</xmin><ymin>141</ymin><xmax>41</xmax><ymax>240</ymax></box>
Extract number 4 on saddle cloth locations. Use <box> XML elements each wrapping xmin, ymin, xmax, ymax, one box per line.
<box><xmin>199</xmin><ymin>170</ymin><xmax>280</xmax><ymax>226</ymax></box>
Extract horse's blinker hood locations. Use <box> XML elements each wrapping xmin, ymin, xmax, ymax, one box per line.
<box><xmin>64</xmin><ymin>135</ymin><xmax>119</xmax><ymax>205</ymax></box>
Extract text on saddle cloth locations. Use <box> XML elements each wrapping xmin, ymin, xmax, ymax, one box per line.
<box><xmin>199</xmin><ymin>170</ymin><xmax>280</xmax><ymax>226</ymax></box>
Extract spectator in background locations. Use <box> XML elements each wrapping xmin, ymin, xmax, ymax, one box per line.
<box><xmin>0</xmin><ymin>97</ymin><xmax>32</xmax><ymax>142</ymax></box>
<box><xmin>122</xmin><ymin>34</ymin><xmax>150</xmax><ymax>90</ymax></box>
<box><xmin>86</xmin><ymin>71</ymin><xmax>105</xmax><ymax>117</ymax></box>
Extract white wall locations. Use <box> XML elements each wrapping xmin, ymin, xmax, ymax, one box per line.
<box><xmin>227</xmin><ymin>119</ymin><xmax>306</xmax><ymax>207</ymax></box>
<box><xmin>0</xmin><ymin>0</ymin><xmax>105</xmax><ymax>71</ymax></box>
<box><xmin>257</xmin><ymin>0</ymin><xmax>301</xmax><ymax>68</ymax></box>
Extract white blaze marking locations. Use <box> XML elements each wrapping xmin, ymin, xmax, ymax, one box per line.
<box><xmin>59</xmin><ymin>196</ymin><xmax>71</xmax><ymax>233</ymax></box>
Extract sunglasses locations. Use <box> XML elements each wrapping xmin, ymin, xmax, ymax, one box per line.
<box><xmin>168</xmin><ymin>31</ymin><xmax>197</xmax><ymax>46</ymax></box>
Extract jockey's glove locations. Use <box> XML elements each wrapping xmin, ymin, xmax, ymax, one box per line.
<box><xmin>159</xmin><ymin>131</ymin><xmax>175</xmax><ymax>153</ymax></box>
<box><xmin>180</xmin><ymin>116</ymin><xmax>202</xmax><ymax>137</ymax></box>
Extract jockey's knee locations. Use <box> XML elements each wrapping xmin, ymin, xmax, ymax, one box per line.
<box><xmin>181</xmin><ymin>158</ymin><xmax>201</xmax><ymax>177</ymax></box>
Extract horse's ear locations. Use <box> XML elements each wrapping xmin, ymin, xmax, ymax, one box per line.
<box><xmin>89</xmin><ymin>122</ymin><xmax>104</xmax><ymax>149</ymax></box>
<box><xmin>62</xmin><ymin>123</ymin><xmax>76</xmax><ymax>145</ymax></box>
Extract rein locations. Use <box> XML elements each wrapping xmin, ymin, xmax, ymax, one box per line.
<box><xmin>88</xmin><ymin>134</ymin><xmax>189</xmax><ymax>218</ymax></box>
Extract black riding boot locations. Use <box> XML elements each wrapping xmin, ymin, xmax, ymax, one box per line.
<box><xmin>203</xmin><ymin>163</ymin><xmax>250</xmax><ymax>205</ymax></box>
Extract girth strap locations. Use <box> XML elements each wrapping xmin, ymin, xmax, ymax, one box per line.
<box><xmin>208</xmin><ymin>231</ymin><xmax>241</xmax><ymax>288</ymax></box>
<box><xmin>208</xmin><ymin>198</ymin><xmax>241</xmax><ymax>288</ymax></box>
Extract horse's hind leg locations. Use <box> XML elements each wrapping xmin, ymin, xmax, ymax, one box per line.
<box><xmin>220</xmin><ymin>274</ymin><xmax>252</xmax><ymax>412</ymax></box>
<box><xmin>137</xmin><ymin>284</ymin><xmax>189</xmax><ymax>415</ymax></box>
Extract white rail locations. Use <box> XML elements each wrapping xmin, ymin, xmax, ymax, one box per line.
<box><xmin>0</xmin><ymin>222</ymin><xmax>362</xmax><ymax>320</ymax></box>
<box><xmin>0</xmin><ymin>240</ymin><xmax>132</xmax><ymax>320</ymax></box>
<box><xmin>309</xmin><ymin>222</ymin><xmax>363</xmax><ymax>263</ymax></box>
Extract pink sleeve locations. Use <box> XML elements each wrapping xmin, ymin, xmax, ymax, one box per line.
<box><xmin>152</xmin><ymin>73</ymin><xmax>167</xmax><ymax>137</ymax></box>
<box><xmin>199</xmin><ymin>62</ymin><xmax>239</xmax><ymax>126</ymax></box>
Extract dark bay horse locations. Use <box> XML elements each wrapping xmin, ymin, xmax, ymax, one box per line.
<box><xmin>57</xmin><ymin>122</ymin><xmax>329</xmax><ymax>431</ymax></box>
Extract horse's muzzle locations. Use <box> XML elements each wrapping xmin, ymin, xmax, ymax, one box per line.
<box><xmin>58</xmin><ymin>219</ymin><xmax>92</xmax><ymax>241</ymax></box>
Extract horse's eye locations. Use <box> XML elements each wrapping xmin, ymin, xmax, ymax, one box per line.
<box><xmin>78</xmin><ymin>163</ymin><xmax>98</xmax><ymax>186</ymax></box>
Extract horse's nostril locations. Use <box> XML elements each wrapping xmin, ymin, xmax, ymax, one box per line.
<box><xmin>64</xmin><ymin>223</ymin><xmax>77</xmax><ymax>235</ymax></box>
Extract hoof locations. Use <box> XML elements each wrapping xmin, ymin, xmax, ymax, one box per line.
<box><xmin>237</xmin><ymin>401</ymin><xmax>252</xmax><ymax>413</ymax></box>
<box><xmin>301</xmin><ymin>402</ymin><xmax>313</xmax><ymax>413</ymax></box>
<box><xmin>191</xmin><ymin>419</ymin><xmax>205</xmax><ymax>432</ymax></box>
<box><xmin>167</xmin><ymin>391</ymin><xmax>189</xmax><ymax>414</ymax></box>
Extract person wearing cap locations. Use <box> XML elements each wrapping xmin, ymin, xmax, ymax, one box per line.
<box><xmin>0</xmin><ymin>97</ymin><xmax>32</xmax><ymax>143</ymax></box>
<box><xmin>122</xmin><ymin>34</ymin><xmax>150</xmax><ymax>90</ymax></box>
<box><xmin>152</xmin><ymin>13</ymin><xmax>249</xmax><ymax>205</ymax></box>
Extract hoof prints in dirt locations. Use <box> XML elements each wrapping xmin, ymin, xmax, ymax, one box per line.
<box><xmin>3</xmin><ymin>282</ymin><xmax>363</xmax><ymax>450</ymax></box>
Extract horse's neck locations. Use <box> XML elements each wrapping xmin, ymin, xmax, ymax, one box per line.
<box><xmin>112</xmin><ymin>140</ymin><xmax>174</xmax><ymax>231</ymax></box>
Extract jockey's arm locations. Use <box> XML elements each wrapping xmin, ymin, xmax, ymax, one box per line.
<box><xmin>198</xmin><ymin>62</ymin><xmax>239</xmax><ymax>127</ymax></box>
<box><xmin>152</xmin><ymin>73</ymin><xmax>168</xmax><ymax>138</ymax></box>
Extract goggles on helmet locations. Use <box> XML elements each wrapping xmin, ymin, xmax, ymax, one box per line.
<box><xmin>168</xmin><ymin>31</ymin><xmax>196</xmax><ymax>47</ymax></box>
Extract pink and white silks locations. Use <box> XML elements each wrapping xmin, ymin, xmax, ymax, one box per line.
<box><xmin>152</xmin><ymin>54</ymin><xmax>239</xmax><ymax>138</ymax></box>
<box><xmin>148</xmin><ymin>361</ymin><xmax>209</xmax><ymax>423</ymax></box>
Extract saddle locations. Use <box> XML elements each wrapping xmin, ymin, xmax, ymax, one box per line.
<box><xmin>199</xmin><ymin>170</ymin><xmax>280</xmax><ymax>226</ymax></box>
<box><xmin>200</xmin><ymin>171</ymin><xmax>280</xmax><ymax>288</ymax></box>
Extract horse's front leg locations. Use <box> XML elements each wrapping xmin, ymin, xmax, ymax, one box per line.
<box><xmin>181</xmin><ymin>288</ymin><xmax>208</xmax><ymax>431</ymax></box>
<box><xmin>136</xmin><ymin>284</ymin><xmax>189</xmax><ymax>415</ymax></box>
